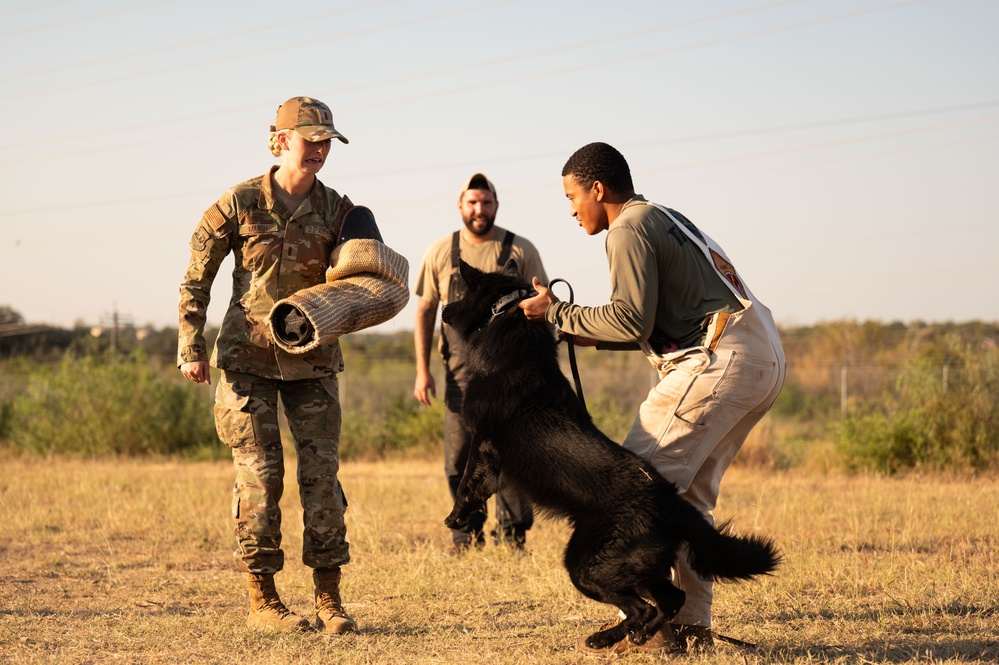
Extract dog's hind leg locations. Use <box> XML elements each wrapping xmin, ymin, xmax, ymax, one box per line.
<box><xmin>580</xmin><ymin>593</ymin><xmax>659</xmax><ymax>649</ymax></box>
<box><xmin>644</xmin><ymin>578</ymin><xmax>685</xmax><ymax>626</ymax></box>
<box><xmin>566</xmin><ymin>532</ymin><xmax>660</xmax><ymax>649</ymax></box>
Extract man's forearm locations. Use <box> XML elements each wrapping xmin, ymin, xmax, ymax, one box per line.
<box><xmin>414</xmin><ymin>302</ymin><xmax>438</xmax><ymax>373</ymax></box>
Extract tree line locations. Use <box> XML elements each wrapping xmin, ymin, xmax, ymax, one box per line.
<box><xmin>1</xmin><ymin>308</ymin><xmax>996</xmax><ymax>473</ymax></box>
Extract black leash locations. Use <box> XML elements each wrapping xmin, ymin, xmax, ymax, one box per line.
<box><xmin>713</xmin><ymin>631</ymin><xmax>758</xmax><ymax>650</ymax></box>
<box><xmin>547</xmin><ymin>278</ymin><xmax>586</xmax><ymax>412</ymax></box>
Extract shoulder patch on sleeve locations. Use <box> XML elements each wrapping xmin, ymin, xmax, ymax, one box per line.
<box><xmin>203</xmin><ymin>203</ymin><xmax>231</xmax><ymax>235</ymax></box>
<box><xmin>191</xmin><ymin>225</ymin><xmax>212</xmax><ymax>251</ymax></box>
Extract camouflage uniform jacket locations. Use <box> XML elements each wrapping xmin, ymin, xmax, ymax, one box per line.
<box><xmin>178</xmin><ymin>166</ymin><xmax>353</xmax><ymax>380</ymax></box>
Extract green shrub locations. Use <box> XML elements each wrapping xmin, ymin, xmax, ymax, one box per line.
<box><xmin>383</xmin><ymin>394</ymin><xmax>446</xmax><ymax>454</ymax></box>
<box><xmin>837</xmin><ymin>339</ymin><xmax>999</xmax><ymax>472</ymax></box>
<box><xmin>7</xmin><ymin>352</ymin><xmax>221</xmax><ymax>458</ymax></box>
<box><xmin>4</xmin><ymin>324</ymin><xmax>997</xmax><ymax>472</ymax></box>
<box><xmin>0</xmin><ymin>400</ymin><xmax>11</xmax><ymax>441</ymax></box>
<box><xmin>585</xmin><ymin>393</ymin><xmax>635</xmax><ymax>443</ymax></box>
<box><xmin>340</xmin><ymin>394</ymin><xmax>445</xmax><ymax>460</ymax></box>
<box><xmin>770</xmin><ymin>379</ymin><xmax>837</xmax><ymax>420</ymax></box>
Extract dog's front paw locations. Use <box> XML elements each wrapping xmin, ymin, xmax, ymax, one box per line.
<box><xmin>585</xmin><ymin>627</ymin><xmax>624</xmax><ymax>650</ymax></box>
<box><xmin>629</xmin><ymin>607</ymin><xmax>667</xmax><ymax>645</ymax></box>
<box><xmin>444</xmin><ymin>509</ymin><xmax>469</xmax><ymax>530</ymax></box>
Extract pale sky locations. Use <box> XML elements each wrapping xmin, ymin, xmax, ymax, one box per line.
<box><xmin>2</xmin><ymin>0</ymin><xmax>997</xmax><ymax>333</ymax></box>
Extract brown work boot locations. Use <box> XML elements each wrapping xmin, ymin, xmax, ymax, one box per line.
<box><xmin>673</xmin><ymin>623</ymin><xmax>715</xmax><ymax>653</ymax></box>
<box><xmin>314</xmin><ymin>566</ymin><xmax>358</xmax><ymax>634</ymax></box>
<box><xmin>245</xmin><ymin>573</ymin><xmax>312</xmax><ymax>633</ymax></box>
<box><xmin>575</xmin><ymin>614</ymin><xmax>682</xmax><ymax>657</ymax></box>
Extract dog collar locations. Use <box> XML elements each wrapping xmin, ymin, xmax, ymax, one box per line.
<box><xmin>488</xmin><ymin>288</ymin><xmax>535</xmax><ymax>324</ymax></box>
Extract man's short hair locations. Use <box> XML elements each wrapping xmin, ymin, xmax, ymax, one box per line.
<box><xmin>561</xmin><ymin>142</ymin><xmax>634</xmax><ymax>194</ymax></box>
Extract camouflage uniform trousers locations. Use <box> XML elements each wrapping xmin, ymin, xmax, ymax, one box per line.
<box><xmin>214</xmin><ymin>369</ymin><xmax>349</xmax><ymax>574</ymax></box>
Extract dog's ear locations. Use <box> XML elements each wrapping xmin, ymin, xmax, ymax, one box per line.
<box><xmin>458</xmin><ymin>259</ymin><xmax>485</xmax><ymax>290</ymax></box>
<box><xmin>501</xmin><ymin>257</ymin><xmax>520</xmax><ymax>278</ymax></box>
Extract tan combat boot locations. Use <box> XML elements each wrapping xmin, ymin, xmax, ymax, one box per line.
<box><xmin>245</xmin><ymin>573</ymin><xmax>312</xmax><ymax>633</ymax></box>
<box><xmin>314</xmin><ymin>566</ymin><xmax>357</xmax><ymax>633</ymax></box>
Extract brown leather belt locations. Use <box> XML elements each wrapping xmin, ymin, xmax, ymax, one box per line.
<box><xmin>704</xmin><ymin>311</ymin><xmax>732</xmax><ymax>352</ymax></box>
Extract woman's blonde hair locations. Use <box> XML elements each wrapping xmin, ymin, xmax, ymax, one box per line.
<box><xmin>268</xmin><ymin>129</ymin><xmax>293</xmax><ymax>157</ymax></box>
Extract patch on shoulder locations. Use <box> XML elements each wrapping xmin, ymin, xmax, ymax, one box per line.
<box><xmin>709</xmin><ymin>248</ymin><xmax>747</xmax><ymax>299</ymax></box>
<box><xmin>191</xmin><ymin>225</ymin><xmax>211</xmax><ymax>251</ymax></box>
<box><xmin>203</xmin><ymin>203</ymin><xmax>230</xmax><ymax>234</ymax></box>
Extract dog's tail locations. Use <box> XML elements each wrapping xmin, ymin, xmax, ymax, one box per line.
<box><xmin>684</xmin><ymin>518</ymin><xmax>781</xmax><ymax>582</ymax></box>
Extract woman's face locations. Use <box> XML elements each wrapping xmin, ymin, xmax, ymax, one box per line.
<box><xmin>282</xmin><ymin>131</ymin><xmax>331</xmax><ymax>175</ymax></box>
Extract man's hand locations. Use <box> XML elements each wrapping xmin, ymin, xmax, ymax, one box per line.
<box><xmin>181</xmin><ymin>361</ymin><xmax>211</xmax><ymax>385</ymax></box>
<box><xmin>414</xmin><ymin>372</ymin><xmax>437</xmax><ymax>406</ymax></box>
<box><xmin>413</xmin><ymin>297</ymin><xmax>439</xmax><ymax>406</ymax></box>
<box><xmin>519</xmin><ymin>276</ymin><xmax>556</xmax><ymax>322</ymax></box>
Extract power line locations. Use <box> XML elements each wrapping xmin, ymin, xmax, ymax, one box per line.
<box><xmin>266</xmin><ymin>0</ymin><xmax>809</xmax><ymax>108</ymax></box>
<box><xmin>776</xmin><ymin>264</ymin><xmax>999</xmax><ymax>297</ymax></box>
<box><xmin>2</xmin><ymin>0</ymin><xmax>922</xmax><ymax>111</ymax></box>
<box><xmin>0</xmin><ymin>0</ymin><xmax>941</xmax><ymax>159</ymax></box>
<box><xmin>0</xmin><ymin>0</ymin><xmax>803</xmax><ymax>151</ymax></box>
<box><xmin>342</xmin><ymin>0</ymin><xmax>930</xmax><ymax>113</ymax></box>
<box><xmin>48</xmin><ymin>0</ymin><xmax>908</xmax><ymax>143</ymax></box>
<box><xmin>0</xmin><ymin>0</ymin><xmax>523</xmax><ymax>102</ymax></box>
<box><xmin>646</xmin><ymin>130</ymin><xmax>999</xmax><ymax>208</ymax></box>
<box><xmin>631</xmin><ymin>102</ymin><xmax>999</xmax><ymax>150</ymax></box>
<box><xmin>640</xmin><ymin>114</ymin><xmax>999</xmax><ymax>176</ymax></box>
<box><xmin>0</xmin><ymin>0</ymin><xmax>406</xmax><ymax>83</ymax></box>
<box><xmin>0</xmin><ymin>0</ymin><xmax>78</xmax><ymax>20</ymax></box>
<box><xmin>14</xmin><ymin>97</ymin><xmax>994</xmax><ymax>174</ymax></box>
<box><xmin>4</xmin><ymin>108</ymin><xmax>996</xmax><ymax>219</ymax></box>
<box><xmin>329</xmin><ymin>101</ymin><xmax>999</xmax><ymax>185</ymax></box>
<box><xmin>5</xmin><ymin>188</ymin><xmax>219</xmax><ymax>217</ymax></box>
<box><xmin>0</xmin><ymin>0</ymin><xmax>178</xmax><ymax>39</ymax></box>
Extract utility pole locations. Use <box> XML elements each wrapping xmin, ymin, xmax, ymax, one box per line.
<box><xmin>97</xmin><ymin>304</ymin><xmax>133</xmax><ymax>361</ymax></box>
<box><xmin>840</xmin><ymin>364</ymin><xmax>848</xmax><ymax>417</ymax></box>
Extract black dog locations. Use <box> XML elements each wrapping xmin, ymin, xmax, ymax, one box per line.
<box><xmin>442</xmin><ymin>259</ymin><xmax>780</xmax><ymax>649</ymax></box>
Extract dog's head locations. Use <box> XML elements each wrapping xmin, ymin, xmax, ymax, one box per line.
<box><xmin>441</xmin><ymin>258</ymin><xmax>531</xmax><ymax>340</ymax></box>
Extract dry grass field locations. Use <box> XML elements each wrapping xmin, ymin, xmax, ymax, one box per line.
<box><xmin>1</xmin><ymin>457</ymin><xmax>996</xmax><ymax>664</ymax></box>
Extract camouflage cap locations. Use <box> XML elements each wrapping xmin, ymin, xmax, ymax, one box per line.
<box><xmin>459</xmin><ymin>173</ymin><xmax>496</xmax><ymax>200</ymax></box>
<box><xmin>272</xmin><ymin>96</ymin><xmax>348</xmax><ymax>144</ymax></box>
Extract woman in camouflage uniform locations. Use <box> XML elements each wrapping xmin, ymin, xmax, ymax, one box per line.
<box><xmin>178</xmin><ymin>97</ymin><xmax>357</xmax><ymax>634</ymax></box>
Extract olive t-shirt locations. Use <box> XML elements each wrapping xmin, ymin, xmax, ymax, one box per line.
<box><xmin>414</xmin><ymin>224</ymin><xmax>548</xmax><ymax>360</ymax></box>
<box><xmin>414</xmin><ymin>225</ymin><xmax>547</xmax><ymax>307</ymax></box>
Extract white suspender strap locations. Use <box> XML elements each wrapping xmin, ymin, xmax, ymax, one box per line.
<box><xmin>645</xmin><ymin>201</ymin><xmax>754</xmax><ymax>307</ymax></box>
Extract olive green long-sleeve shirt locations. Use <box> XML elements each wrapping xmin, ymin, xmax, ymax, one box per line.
<box><xmin>545</xmin><ymin>196</ymin><xmax>741</xmax><ymax>350</ymax></box>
